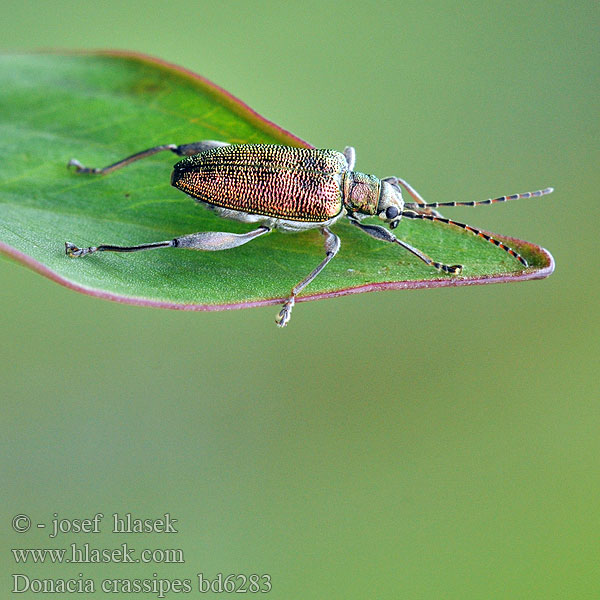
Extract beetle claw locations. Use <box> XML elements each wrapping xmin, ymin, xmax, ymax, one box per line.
<box><xmin>67</xmin><ymin>158</ymin><xmax>84</xmax><ymax>171</ymax></box>
<box><xmin>65</xmin><ymin>241</ymin><xmax>82</xmax><ymax>257</ymax></box>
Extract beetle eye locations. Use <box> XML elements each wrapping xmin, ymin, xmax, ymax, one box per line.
<box><xmin>386</xmin><ymin>206</ymin><xmax>399</xmax><ymax>220</ymax></box>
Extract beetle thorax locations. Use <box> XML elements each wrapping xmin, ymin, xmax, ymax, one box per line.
<box><xmin>342</xmin><ymin>172</ymin><xmax>380</xmax><ymax>216</ymax></box>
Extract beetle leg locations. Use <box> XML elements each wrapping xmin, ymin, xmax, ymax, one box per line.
<box><xmin>343</xmin><ymin>146</ymin><xmax>356</xmax><ymax>171</ymax></box>
<box><xmin>173</xmin><ymin>140</ymin><xmax>230</xmax><ymax>156</ymax></box>
<box><xmin>276</xmin><ymin>227</ymin><xmax>340</xmax><ymax>328</ymax></box>
<box><xmin>66</xmin><ymin>226</ymin><xmax>270</xmax><ymax>257</ymax></box>
<box><xmin>347</xmin><ymin>218</ymin><xmax>462</xmax><ymax>274</ymax></box>
<box><xmin>68</xmin><ymin>140</ymin><xmax>230</xmax><ymax>175</ymax></box>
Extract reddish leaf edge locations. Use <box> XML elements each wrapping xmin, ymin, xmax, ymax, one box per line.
<box><xmin>1</xmin><ymin>237</ymin><xmax>555</xmax><ymax>313</ymax></box>
<box><xmin>1</xmin><ymin>50</ymin><xmax>555</xmax><ymax>312</ymax></box>
<box><xmin>22</xmin><ymin>48</ymin><xmax>310</xmax><ymax>149</ymax></box>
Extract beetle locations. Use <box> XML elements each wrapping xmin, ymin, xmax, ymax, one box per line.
<box><xmin>66</xmin><ymin>141</ymin><xmax>553</xmax><ymax>326</ymax></box>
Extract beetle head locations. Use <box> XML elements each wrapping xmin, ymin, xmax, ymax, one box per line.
<box><xmin>377</xmin><ymin>180</ymin><xmax>405</xmax><ymax>229</ymax></box>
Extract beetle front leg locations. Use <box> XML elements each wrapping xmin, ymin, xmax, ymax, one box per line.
<box><xmin>68</xmin><ymin>140</ymin><xmax>230</xmax><ymax>175</ymax></box>
<box><xmin>276</xmin><ymin>227</ymin><xmax>340</xmax><ymax>328</ymax></box>
<box><xmin>66</xmin><ymin>226</ymin><xmax>270</xmax><ymax>257</ymax></box>
<box><xmin>348</xmin><ymin>218</ymin><xmax>462</xmax><ymax>274</ymax></box>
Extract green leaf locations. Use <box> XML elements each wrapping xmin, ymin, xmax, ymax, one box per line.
<box><xmin>0</xmin><ymin>52</ymin><xmax>553</xmax><ymax>312</ymax></box>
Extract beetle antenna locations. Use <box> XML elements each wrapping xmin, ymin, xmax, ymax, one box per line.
<box><xmin>404</xmin><ymin>187</ymin><xmax>553</xmax><ymax>210</ymax></box>
<box><xmin>399</xmin><ymin>211</ymin><xmax>529</xmax><ymax>267</ymax></box>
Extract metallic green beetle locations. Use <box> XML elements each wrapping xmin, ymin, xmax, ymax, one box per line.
<box><xmin>66</xmin><ymin>141</ymin><xmax>553</xmax><ymax>326</ymax></box>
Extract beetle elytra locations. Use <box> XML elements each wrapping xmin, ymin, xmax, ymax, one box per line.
<box><xmin>66</xmin><ymin>141</ymin><xmax>553</xmax><ymax>327</ymax></box>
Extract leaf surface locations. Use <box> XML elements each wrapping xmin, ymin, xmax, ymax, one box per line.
<box><xmin>0</xmin><ymin>52</ymin><xmax>554</xmax><ymax>311</ymax></box>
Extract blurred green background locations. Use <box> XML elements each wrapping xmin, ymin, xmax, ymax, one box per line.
<box><xmin>1</xmin><ymin>1</ymin><xmax>597</xmax><ymax>598</ymax></box>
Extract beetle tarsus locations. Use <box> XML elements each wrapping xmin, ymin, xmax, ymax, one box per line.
<box><xmin>276</xmin><ymin>299</ymin><xmax>295</xmax><ymax>328</ymax></box>
<box><xmin>440</xmin><ymin>264</ymin><xmax>463</xmax><ymax>274</ymax></box>
<box><xmin>68</xmin><ymin>159</ymin><xmax>101</xmax><ymax>174</ymax></box>
<box><xmin>430</xmin><ymin>261</ymin><xmax>463</xmax><ymax>274</ymax></box>
<box><xmin>65</xmin><ymin>242</ymin><xmax>97</xmax><ymax>257</ymax></box>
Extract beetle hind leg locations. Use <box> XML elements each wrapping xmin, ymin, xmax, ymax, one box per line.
<box><xmin>66</xmin><ymin>225</ymin><xmax>271</xmax><ymax>257</ymax></box>
<box><xmin>276</xmin><ymin>227</ymin><xmax>340</xmax><ymax>328</ymax></box>
<box><xmin>68</xmin><ymin>140</ymin><xmax>230</xmax><ymax>175</ymax></box>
